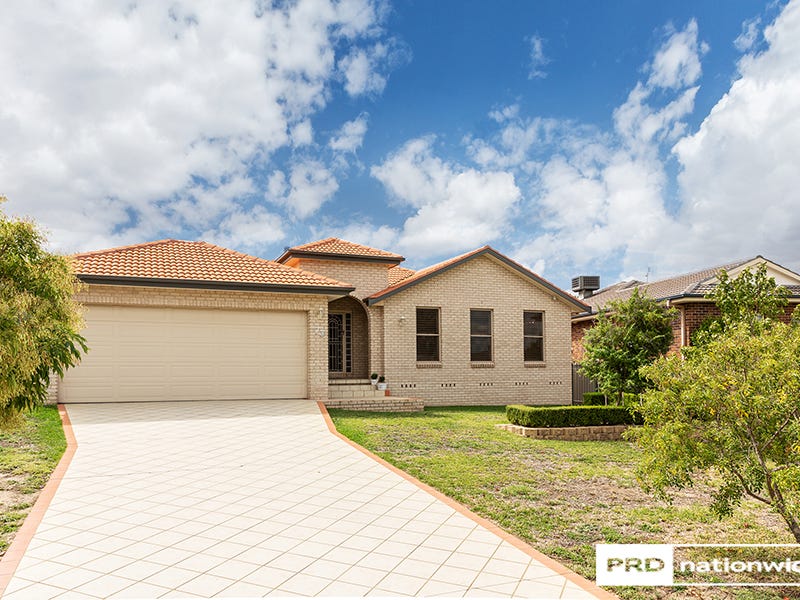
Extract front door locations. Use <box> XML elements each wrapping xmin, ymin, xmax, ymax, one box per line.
<box><xmin>328</xmin><ymin>313</ymin><xmax>352</xmax><ymax>375</ymax></box>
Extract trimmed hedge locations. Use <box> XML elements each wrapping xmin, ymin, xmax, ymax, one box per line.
<box><xmin>506</xmin><ymin>404</ymin><xmax>643</xmax><ymax>428</ymax></box>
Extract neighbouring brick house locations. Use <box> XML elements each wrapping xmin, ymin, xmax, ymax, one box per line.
<box><xmin>56</xmin><ymin>238</ymin><xmax>588</xmax><ymax>409</ymax></box>
<box><xmin>571</xmin><ymin>256</ymin><xmax>800</xmax><ymax>361</ymax></box>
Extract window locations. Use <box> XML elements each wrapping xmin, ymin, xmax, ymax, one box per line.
<box><xmin>470</xmin><ymin>309</ymin><xmax>492</xmax><ymax>361</ymax></box>
<box><xmin>416</xmin><ymin>308</ymin><xmax>440</xmax><ymax>362</ymax></box>
<box><xmin>524</xmin><ymin>311</ymin><xmax>544</xmax><ymax>361</ymax></box>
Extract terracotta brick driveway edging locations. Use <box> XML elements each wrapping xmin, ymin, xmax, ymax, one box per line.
<box><xmin>318</xmin><ymin>402</ymin><xmax>617</xmax><ymax>600</ymax></box>
<box><xmin>0</xmin><ymin>405</ymin><xmax>78</xmax><ymax>597</ymax></box>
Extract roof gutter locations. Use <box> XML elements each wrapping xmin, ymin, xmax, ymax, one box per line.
<box><xmin>78</xmin><ymin>274</ymin><xmax>355</xmax><ymax>296</ymax></box>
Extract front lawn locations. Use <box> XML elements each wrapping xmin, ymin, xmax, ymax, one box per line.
<box><xmin>329</xmin><ymin>406</ymin><xmax>793</xmax><ymax>600</ymax></box>
<box><xmin>0</xmin><ymin>406</ymin><xmax>67</xmax><ymax>556</ymax></box>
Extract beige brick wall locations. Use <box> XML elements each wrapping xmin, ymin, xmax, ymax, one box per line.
<box><xmin>375</xmin><ymin>255</ymin><xmax>574</xmax><ymax>406</ymax></box>
<box><xmin>69</xmin><ymin>284</ymin><xmax>330</xmax><ymax>401</ymax></box>
<box><xmin>295</xmin><ymin>259</ymin><xmax>392</xmax><ymax>299</ymax></box>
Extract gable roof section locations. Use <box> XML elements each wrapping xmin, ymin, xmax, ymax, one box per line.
<box><xmin>277</xmin><ymin>237</ymin><xmax>404</xmax><ymax>264</ymax></box>
<box><xmin>73</xmin><ymin>239</ymin><xmax>355</xmax><ymax>294</ymax></box>
<box><xmin>581</xmin><ymin>255</ymin><xmax>800</xmax><ymax>314</ymax></box>
<box><xmin>366</xmin><ymin>246</ymin><xmax>589</xmax><ymax>312</ymax></box>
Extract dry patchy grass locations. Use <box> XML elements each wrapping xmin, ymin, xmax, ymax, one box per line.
<box><xmin>330</xmin><ymin>406</ymin><xmax>795</xmax><ymax>600</ymax></box>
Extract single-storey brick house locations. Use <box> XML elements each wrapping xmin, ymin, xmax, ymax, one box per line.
<box><xmin>57</xmin><ymin>238</ymin><xmax>589</xmax><ymax>408</ymax></box>
<box><xmin>571</xmin><ymin>256</ymin><xmax>800</xmax><ymax>361</ymax></box>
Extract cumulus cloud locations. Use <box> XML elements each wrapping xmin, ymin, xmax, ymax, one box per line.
<box><xmin>647</xmin><ymin>19</ymin><xmax>709</xmax><ymax>89</ymax></box>
<box><xmin>667</xmin><ymin>0</ymin><xmax>800</xmax><ymax>270</ymax></box>
<box><xmin>372</xmin><ymin>137</ymin><xmax>521</xmax><ymax>258</ymax></box>
<box><xmin>735</xmin><ymin>17</ymin><xmax>761</xmax><ymax>52</ymax></box>
<box><xmin>268</xmin><ymin>160</ymin><xmax>339</xmax><ymax>219</ymax></box>
<box><xmin>0</xmin><ymin>0</ymin><xmax>391</xmax><ymax>253</ymax></box>
<box><xmin>204</xmin><ymin>206</ymin><xmax>286</xmax><ymax>251</ymax></box>
<box><xmin>470</xmin><ymin>3</ymin><xmax>800</xmax><ymax>285</ymax></box>
<box><xmin>527</xmin><ymin>34</ymin><xmax>549</xmax><ymax>79</ymax></box>
<box><xmin>329</xmin><ymin>114</ymin><xmax>369</xmax><ymax>152</ymax></box>
<box><xmin>462</xmin><ymin>19</ymin><xmax>709</xmax><ymax>281</ymax></box>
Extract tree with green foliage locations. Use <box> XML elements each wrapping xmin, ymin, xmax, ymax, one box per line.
<box><xmin>633</xmin><ymin>321</ymin><xmax>800</xmax><ymax>542</ymax></box>
<box><xmin>579</xmin><ymin>288</ymin><xmax>676</xmax><ymax>404</ymax></box>
<box><xmin>692</xmin><ymin>263</ymin><xmax>790</xmax><ymax>345</ymax></box>
<box><xmin>0</xmin><ymin>198</ymin><xmax>87</xmax><ymax>427</ymax></box>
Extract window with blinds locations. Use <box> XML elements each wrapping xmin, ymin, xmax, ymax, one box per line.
<box><xmin>416</xmin><ymin>307</ymin><xmax>440</xmax><ymax>362</ymax></box>
<box><xmin>470</xmin><ymin>309</ymin><xmax>492</xmax><ymax>361</ymax></box>
<box><xmin>524</xmin><ymin>311</ymin><xmax>544</xmax><ymax>362</ymax></box>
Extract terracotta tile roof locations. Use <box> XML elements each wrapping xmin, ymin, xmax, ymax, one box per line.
<box><xmin>388</xmin><ymin>266</ymin><xmax>416</xmax><ymax>285</ymax></box>
<box><xmin>73</xmin><ymin>239</ymin><xmax>354</xmax><ymax>290</ymax></box>
<box><xmin>279</xmin><ymin>237</ymin><xmax>404</xmax><ymax>262</ymax></box>
<box><xmin>582</xmin><ymin>257</ymin><xmax>757</xmax><ymax>312</ymax></box>
<box><xmin>367</xmin><ymin>246</ymin><xmax>589</xmax><ymax>311</ymax></box>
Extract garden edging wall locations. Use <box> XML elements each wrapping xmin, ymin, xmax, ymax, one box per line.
<box><xmin>497</xmin><ymin>423</ymin><xmax>629</xmax><ymax>441</ymax></box>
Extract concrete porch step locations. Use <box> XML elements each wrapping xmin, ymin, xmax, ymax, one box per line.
<box><xmin>328</xmin><ymin>387</ymin><xmax>388</xmax><ymax>399</ymax></box>
<box><xmin>328</xmin><ymin>378</ymin><xmax>372</xmax><ymax>385</ymax></box>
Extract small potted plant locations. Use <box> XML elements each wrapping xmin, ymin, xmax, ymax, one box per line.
<box><xmin>370</xmin><ymin>372</ymin><xmax>379</xmax><ymax>386</ymax></box>
<box><xmin>377</xmin><ymin>376</ymin><xmax>387</xmax><ymax>391</ymax></box>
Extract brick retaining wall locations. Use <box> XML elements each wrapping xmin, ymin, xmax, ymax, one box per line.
<box><xmin>497</xmin><ymin>423</ymin><xmax>630</xmax><ymax>441</ymax></box>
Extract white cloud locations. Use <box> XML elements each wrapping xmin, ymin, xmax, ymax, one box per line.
<box><xmin>321</xmin><ymin>221</ymin><xmax>400</xmax><ymax>252</ymax></box>
<box><xmin>203</xmin><ymin>206</ymin><xmax>285</xmax><ymax>250</ymax></box>
<box><xmin>372</xmin><ymin>137</ymin><xmax>521</xmax><ymax>258</ymax></box>
<box><xmin>340</xmin><ymin>44</ymin><xmax>388</xmax><ymax>96</ymax></box>
<box><xmin>735</xmin><ymin>17</ymin><xmax>761</xmax><ymax>52</ymax></box>
<box><xmin>647</xmin><ymin>19</ymin><xmax>709</xmax><ymax>89</ymax></box>
<box><xmin>527</xmin><ymin>34</ymin><xmax>549</xmax><ymax>79</ymax></box>
<box><xmin>290</xmin><ymin>120</ymin><xmax>314</xmax><ymax>147</ymax></box>
<box><xmin>329</xmin><ymin>114</ymin><xmax>369</xmax><ymax>152</ymax></box>
<box><xmin>268</xmin><ymin>160</ymin><xmax>339</xmax><ymax>219</ymax></box>
<box><xmin>464</xmin><ymin>19</ymin><xmax>711</xmax><ymax>281</ymax></box>
<box><xmin>667</xmin><ymin>0</ymin><xmax>800</xmax><ymax>270</ymax></box>
<box><xmin>0</xmin><ymin>0</ymin><xmax>390</xmax><ymax>252</ymax></box>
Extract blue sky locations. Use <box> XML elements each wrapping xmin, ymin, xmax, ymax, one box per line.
<box><xmin>2</xmin><ymin>0</ymin><xmax>798</xmax><ymax>291</ymax></box>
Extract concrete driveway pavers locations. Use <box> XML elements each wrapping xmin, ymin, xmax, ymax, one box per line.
<box><xmin>2</xmin><ymin>400</ymin><xmax>608</xmax><ymax>599</ymax></box>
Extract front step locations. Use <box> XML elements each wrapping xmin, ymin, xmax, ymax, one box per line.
<box><xmin>328</xmin><ymin>379</ymin><xmax>388</xmax><ymax>399</ymax></box>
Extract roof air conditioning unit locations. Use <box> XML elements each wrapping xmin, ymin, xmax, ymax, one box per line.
<box><xmin>571</xmin><ymin>275</ymin><xmax>600</xmax><ymax>299</ymax></box>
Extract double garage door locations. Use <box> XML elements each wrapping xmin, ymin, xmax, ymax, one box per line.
<box><xmin>61</xmin><ymin>306</ymin><xmax>308</xmax><ymax>403</ymax></box>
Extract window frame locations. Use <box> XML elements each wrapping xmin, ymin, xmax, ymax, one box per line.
<box><xmin>523</xmin><ymin>310</ymin><xmax>545</xmax><ymax>363</ymax></box>
<box><xmin>469</xmin><ymin>308</ymin><xmax>493</xmax><ymax>362</ymax></box>
<box><xmin>415</xmin><ymin>307</ymin><xmax>441</xmax><ymax>363</ymax></box>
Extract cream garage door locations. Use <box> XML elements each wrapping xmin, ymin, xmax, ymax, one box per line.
<box><xmin>61</xmin><ymin>305</ymin><xmax>308</xmax><ymax>403</ymax></box>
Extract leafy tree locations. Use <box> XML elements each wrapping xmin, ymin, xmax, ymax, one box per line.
<box><xmin>633</xmin><ymin>321</ymin><xmax>800</xmax><ymax>542</ymax></box>
<box><xmin>0</xmin><ymin>199</ymin><xmax>87</xmax><ymax>427</ymax></box>
<box><xmin>692</xmin><ymin>263</ymin><xmax>789</xmax><ymax>345</ymax></box>
<box><xmin>579</xmin><ymin>288</ymin><xmax>676</xmax><ymax>404</ymax></box>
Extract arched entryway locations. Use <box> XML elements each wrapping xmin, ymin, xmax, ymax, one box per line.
<box><xmin>328</xmin><ymin>296</ymin><xmax>370</xmax><ymax>379</ymax></box>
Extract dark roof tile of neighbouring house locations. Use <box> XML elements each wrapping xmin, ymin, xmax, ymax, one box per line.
<box><xmin>73</xmin><ymin>239</ymin><xmax>355</xmax><ymax>292</ymax></box>
<box><xmin>581</xmin><ymin>256</ymin><xmax>800</xmax><ymax>314</ymax></box>
<box><xmin>277</xmin><ymin>237</ymin><xmax>404</xmax><ymax>263</ymax></box>
<box><xmin>366</xmin><ymin>246</ymin><xmax>590</xmax><ymax>312</ymax></box>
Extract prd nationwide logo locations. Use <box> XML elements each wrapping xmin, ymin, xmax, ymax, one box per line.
<box><xmin>596</xmin><ymin>544</ymin><xmax>674</xmax><ymax>586</ymax></box>
<box><xmin>596</xmin><ymin>544</ymin><xmax>800</xmax><ymax>587</ymax></box>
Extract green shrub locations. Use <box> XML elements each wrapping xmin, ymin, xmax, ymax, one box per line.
<box><xmin>582</xmin><ymin>392</ymin><xmax>607</xmax><ymax>405</ymax></box>
<box><xmin>582</xmin><ymin>392</ymin><xmax>640</xmax><ymax>406</ymax></box>
<box><xmin>506</xmin><ymin>404</ymin><xmax>642</xmax><ymax>428</ymax></box>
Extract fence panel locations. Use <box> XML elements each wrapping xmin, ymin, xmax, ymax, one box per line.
<box><xmin>571</xmin><ymin>363</ymin><xmax>597</xmax><ymax>404</ymax></box>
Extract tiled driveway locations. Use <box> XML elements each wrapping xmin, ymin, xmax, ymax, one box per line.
<box><xmin>3</xmin><ymin>400</ymin><xmax>608</xmax><ymax>599</ymax></box>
